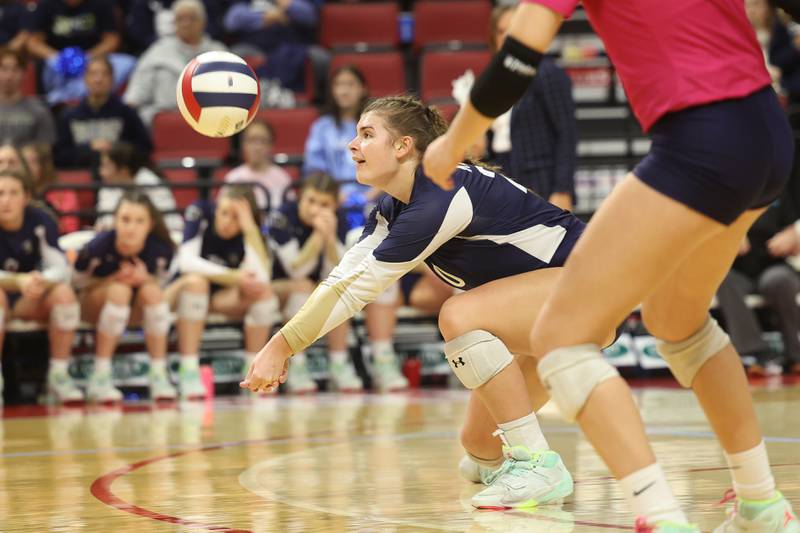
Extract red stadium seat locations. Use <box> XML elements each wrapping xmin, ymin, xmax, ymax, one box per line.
<box><xmin>320</xmin><ymin>3</ymin><xmax>399</xmax><ymax>49</ymax></box>
<box><xmin>151</xmin><ymin>111</ymin><xmax>231</xmax><ymax>165</ymax></box>
<box><xmin>414</xmin><ymin>1</ymin><xmax>491</xmax><ymax>51</ymax></box>
<box><xmin>420</xmin><ymin>49</ymin><xmax>491</xmax><ymax>102</ymax></box>
<box><xmin>255</xmin><ymin>107</ymin><xmax>319</xmax><ymax>159</ymax></box>
<box><xmin>22</xmin><ymin>62</ymin><xmax>38</xmax><ymax>97</ymax></box>
<box><xmin>330</xmin><ymin>52</ymin><xmax>406</xmax><ymax>97</ymax></box>
<box><xmin>434</xmin><ymin>102</ymin><xmax>460</xmax><ymax>123</ymax></box>
<box><xmin>162</xmin><ymin>168</ymin><xmax>201</xmax><ymax>210</ymax></box>
<box><xmin>56</xmin><ymin>170</ymin><xmax>94</xmax><ymax>216</ymax></box>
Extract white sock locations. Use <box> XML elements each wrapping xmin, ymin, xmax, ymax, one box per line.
<box><xmin>372</xmin><ymin>340</ymin><xmax>394</xmax><ymax>361</ymax></box>
<box><xmin>293</xmin><ymin>352</ymin><xmax>307</xmax><ymax>365</ymax></box>
<box><xmin>496</xmin><ymin>412</ymin><xmax>549</xmax><ymax>451</ymax></box>
<box><xmin>619</xmin><ymin>463</ymin><xmax>687</xmax><ymax>524</ymax></box>
<box><xmin>151</xmin><ymin>359</ymin><xmax>167</xmax><ymax>375</ymax></box>
<box><xmin>50</xmin><ymin>359</ymin><xmax>69</xmax><ymax>375</ymax></box>
<box><xmin>181</xmin><ymin>354</ymin><xmax>200</xmax><ymax>372</ymax></box>
<box><xmin>467</xmin><ymin>452</ymin><xmax>504</xmax><ymax>468</ymax></box>
<box><xmin>94</xmin><ymin>358</ymin><xmax>112</xmax><ymax>375</ymax></box>
<box><xmin>724</xmin><ymin>441</ymin><xmax>776</xmax><ymax>501</ymax></box>
<box><xmin>329</xmin><ymin>350</ymin><xmax>348</xmax><ymax>364</ymax></box>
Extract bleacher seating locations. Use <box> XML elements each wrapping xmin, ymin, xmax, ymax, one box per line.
<box><xmin>256</xmin><ymin>107</ymin><xmax>319</xmax><ymax>163</ymax></box>
<box><xmin>320</xmin><ymin>3</ymin><xmax>400</xmax><ymax>50</ymax></box>
<box><xmin>330</xmin><ymin>51</ymin><xmax>407</xmax><ymax>97</ymax></box>
<box><xmin>413</xmin><ymin>1</ymin><xmax>491</xmax><ymax>51</ymax></box>
<box><xmin>162</xmin><ymin>168</ymin><xmax>201</xmax><ymax>209</ymax></box>
<box><xmin>419</xmin><ymin>49</ymin><xmax>491</xmax><ymax>102</ymax></box>
<box><xmin>151</xmin><ymin>111</ymin><xmax>231</xmax><ymax>166</ymax></box>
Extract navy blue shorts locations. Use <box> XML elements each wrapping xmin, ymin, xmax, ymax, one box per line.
<box><xmin>399</xmin><ymin>273</ymin><xmax>422</xmax><ymax>306</ymax></box>
<box><xmin>634</xmin><ymin>86</ymin><xmax>793</xmax><ymax>225</ymax></box>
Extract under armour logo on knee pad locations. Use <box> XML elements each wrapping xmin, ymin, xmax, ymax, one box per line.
<box><xmin>450</xmin><ymin>357</ymin><xmax>466</xmax><ymax>368</ymax></box>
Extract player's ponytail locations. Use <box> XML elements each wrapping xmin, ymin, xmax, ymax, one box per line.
<box><xmin>115</xmin><ymin>190</ymin><xmax>176</xmax><ymax>251</ymax></box>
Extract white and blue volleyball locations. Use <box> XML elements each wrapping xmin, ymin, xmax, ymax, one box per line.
<box><xmin>176</xmin><ymin>51</ymin><xmax>261</xmax><ymax>138</ymax></box>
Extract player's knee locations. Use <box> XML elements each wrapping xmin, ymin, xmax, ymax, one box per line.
<box><xmin>444</xmin><ymin>330</ymin><xmax>514</xmax><ymax>389</ymax></box>
<box><xmin>656</xmin><ymin>315</ymin><xmax>729</xmax><ymax>388</ymax></box>
<box><xmin>48</xmin><ymin>283</ymin><xmax>77</xmax><ymax>305</ymax></box>
<box><xmin>106</xmin><ymin>282</ymin><xmax>133</xmax><ymax>305</ymax></box>
<box><xmin>138</xmin><ymin>283</ymin><xmax>164</xmax><ymax>306</ymax></box>
<box><xmin>177</xmin><ymin>290</ymin><xmax>209</xmax><ymax>322</ymax></box>
<box><xmin>182</xmin><ymin>274</ymin><xmax>210</xmax><ymax>294</ymax></box>
<box><xmin>143</xmin><ymin>301</ymin><xmax>171</xmax><ymax>336</ymax></box>
<box><xmin>438</xmin><ymin>294</ymin><xmax>470</xmax><ymax>341</ymax></box>
<box><xmin>50</xmin><ymin>300</ymin><xmax>80</xmax><ymax>331</ymax></box>
<box><xmin>640</xmin><ymin>301</ymin><xmax>708</xmax><ymax>342</ymax></box>
<box><xmin>537</xmin><ymin>344</ymin><xmax>620</xmax><ymax>423</ymax></box>
<box><xmin>97</xmin><ymin>302</ymin><xmax>131</xmax><ymax>337</ymax></box>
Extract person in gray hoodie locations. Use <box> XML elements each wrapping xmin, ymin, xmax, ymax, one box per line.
<box><xmin>123</xmin><ymin>0</ymin><xmax>226</xmax><ymax>127</ymax></box>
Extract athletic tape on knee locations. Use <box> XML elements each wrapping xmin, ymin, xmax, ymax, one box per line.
<box><xmin>284</xmin><ymin>292</ymin><xmax>309</xmax><ymax>320</ymax></box>
<box><xmin>373</xmin><ymin>282</ymin><xmax>399</xmax><ymax>305</ymax></box>
<box><xmin>245</xmin><ymin>297</ymin><xmax>281</xmax><ymax>327</ymax></box>
<box><xmin>143</xmin><ymin>302</ymin><xmax>171</xmax><ymax>336</ymax></box>
<box><xmin>97</xmin><ymin>302</ymin><xmax>130</xmax><ymax>337</ymax></box>
<box><xmin>50</xmin><ymin>302</ymin><xmax>80</xmax><ymax>331</ymax></box>
<box><xmin>657</xmin><ymin>316</ymin><xmax>730</xmax><ymax>388</ymax></box>
<box><xmin>443</xmin><ymin>330</ymin><xmax>514</xmax><ymax>390</ymax></box>
<box><xmin>537</xmin><ymin>344</ymin><xmax>620</xmax><ymax>423</ymax></box>
<box><xmin>177</xmin><ymin>291</ymin><xmax>209</xmax><ymax>321</ymax></box>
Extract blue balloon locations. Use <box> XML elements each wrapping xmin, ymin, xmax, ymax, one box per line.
<box><xmin>55</xmin><ymin>47</ymin><xmax>87</xmax><ymax>79</ymax></box>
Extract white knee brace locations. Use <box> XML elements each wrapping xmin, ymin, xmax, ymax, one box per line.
<box><xmin>373</xmin><ymin>282</ymin><xmax>399</xmax><ymax>305</ymax></box>
<box><xmin>97</xmin><ymin>302</ymin><xmax>130</xmax><ymax>337</ymax></box>
<box><xmin>537</xmin><ymin>344</ymin><xmax>620</xmax><ymax>423</ymax></box>
<box><xmin>657</xmin><ymin>316</ymin><xmax>730</xmax><ymax>388</ymax></box>
<box><xmin>443</xmin><ymin>330</ymin><xmax>514</xmax><ymax>390</ymax></box>
<box><xmin>244</xmin><ymin>298</ymin><xmax>281</xmax><ymax>327</ymax></box>
<box><xmin>177</xmin><ymin>291</ymin><xmax>209</xmax><ymax>322</ymax></box>
<box><xmin>143</xmin><ymin>302</ymin><xmax>171</xmax><ymax>336</ymax></box>
<box><xmin>50</xmin><ymin>302</ymin><xmax>80</xmax><ymax>331</ymax></box>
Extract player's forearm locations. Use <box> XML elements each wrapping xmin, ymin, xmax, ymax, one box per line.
<box><xmin>27</xmin><ymin>34</ymin><xmax>58</xmax><ymax>59</ymax></box>
<box><xmin>324</xmin><ymin>238</ymin><xmax>343</xmax><ymax>264</ymax></box>
<box><xmin>241</xmin><ymin>226</ymin><xmax>272</xmax><ymax>278</ymax></box>
<box><xmin>87</xmin><ymin>34</ymin><xmax>119</xmax><ymax>57</ymax></box>
<box><xmin>0</xmin><ymin>271</ymin><xmax>25</xmax><ymax>291</ymax></box>
<box><xmin>291</xmin><ymin>233</ymin><xmax>324</xmax><ymax>270</ymax></box>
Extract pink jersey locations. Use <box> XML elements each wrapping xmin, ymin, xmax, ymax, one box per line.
<box><xmin>526</xmin><ymin>0</ymin><xmax>770</xmax><ymax>131</ymax></box>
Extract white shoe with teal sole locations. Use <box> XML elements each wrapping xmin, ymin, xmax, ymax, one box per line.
<box><xmin>86</xmin><ymin>372</ymin><xmax>123</xmax><ymax>403</ymax></box>
<box><xmin>178</xmin><ymin>367</ymin><xmax>205</xmax><ymax>400</ymax></box>
<box><xmin>372</xmin><ymin>355</ymin><xmax>408</xmax><ymax>392</ymax></box>
<box><xmin>286</xmin><ymin>360</ymin><xmax>317</xmax><ymax>394</ymax></box>
<box><xmin>47</xmin><ymin>370</ymin><xmax>84</xmax><ymax>404</ymax></box>
<box><xmin>714</xmin><ymin>491</ymin><xmax>800</xmax><ymax>533</ymax></box>
<box><xmin>471</xmin><ymin>446</ymin><xmax>574</xmax><ymax>509</ymax></box>
<box><xmin>149</xmin><ymin>371</ymin><xmax>177</xmax><ymax>401</ymax></box>
<box><xmin>329</xmin><ymin>360</ymin><xmax>363</xmax><ymax>391</ymax></box>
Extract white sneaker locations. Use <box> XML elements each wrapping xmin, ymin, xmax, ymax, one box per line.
<box><xmin>329</xmin><ymin>360</ymin><xmax>363</xmax><ymax>391</ymax></box>
<box><xmin>714</xmin><ymin>490</ymin><xmax>800</xmax><ymax>533</ymax></box>
<box><xmin>286</xmin><ymin>360</ymin><xmax>317</xmax><ymax>394</ymax></box>
<box><xmin>149</xmin><ymin>371</ymin><xmax>177</xmax><ymax>401</ymax></box>
<box><xmin>471</xmin><ymin>447</ymin><xmax>574</xmax><ymax>509</ymax></box>
<box><xmin>459</xmin><ymin>455</ymin><xmax>501</xmax><ymax>484</ymax></box>
<box><xmin>178</xmin><ymin>367</ymin><xmax>206</xmax><ymax>400</ymax></box>
<box><xmin>372</xmin><ymin>354</ymin><xmax>408</xmax><ymax>392</ymax></box>
<box><xmin>47</xmin><ymin>369</ymin><xmax>84</xmax><ymax>404</ymax></box>
<box><xmin>86</xmin><ymin>372</ymin><xmax>123</xmax><ymax>403</ymax></box>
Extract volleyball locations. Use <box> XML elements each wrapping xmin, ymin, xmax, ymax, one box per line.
<box><xmin>176</xmin><ymin>51</ymin><xmax>261</xmax><ymax>138</ymax></box>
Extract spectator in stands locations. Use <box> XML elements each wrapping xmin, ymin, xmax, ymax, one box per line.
<box><xmin>124</xmin><ymin>0</ymin><xmax>226</xmax><ymax>56</ymax></box>
<box><xmin>124</xmin><ymin>0</ymin><xmax>226</xmax><ymax>127</ymax></box>
<box><xmin>74</xmin><ymin>190</ymin><xmax>177</xmax><ymax>402</ymax></box>
<box><xmin>304</xmin><ymin>65</ymin><xmax>374</xmax><ymax>203</ymax></box>
<box><xmin>95</xmin><ymin>142</ymin><xmax>182</xmax><ymax>233</ymax></box>
<box><xmin>716</xmin><ymin>167</ymin><xmax>800</xmax><ymax>376</ymax></box>
<box><xmin>451</xmin><ymin>4</ymin><xmax>577</xmax><ymax>209</ymax></box>
<box><xmin>0</xmin><ymin>48</ymin><xmax>56</xmax><ymax>146</ymax></box>
<box><xmin>26</xmin><ymin>0</ymin><xmax>136</xmax><ymax>105</ymax></box>
<box><xmin>54</xmin><ymin>56</ymin><xmax>152</xmax><ymax>169</ymax></box>
<box><xmin>269</xmin><ymin>173</ymin><xmax>407</xmax><ymax>393</ymax></box>
<box><xmin>223</xmin><ymin>0</ymin><xmax>322</xmax><ymax>94</ymax></box>
<box><xmin>224</xmin><ymin>119</ymin><xmax>292</xmax><ymax>210</ymax></box>
<box><xmin>169</xmin><ymin>186</ymin><xmax>279</xmax><ymax>399</ymax></box>
<box><xmin>0</xmin><ymin>142</ymin><xmax>28</xmax><ymax>175</ymax></box>
<box><xmin>0</xmin><ymin>0</ymin><xmax>30</xmax><ymax>51</ymax></box>
<box><xmin>21</xmin><ymin>143</ymin><xmax>81</xmax><ymax>233</ymax></box>
<box><xmin>0</xmin><ymin>169</ymin><xmax>83</xmax><ymax>405</ymax></box>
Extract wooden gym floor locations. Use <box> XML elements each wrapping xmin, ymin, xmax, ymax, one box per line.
<box><xmin>1</xmin><ymin>378</ymin><xmax>799</xmax><ymax>532</ymax></box>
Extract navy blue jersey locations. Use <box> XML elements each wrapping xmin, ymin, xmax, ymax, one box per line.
<box><xmin>269</xmin><ymin>200</ymin><xmax>349</xmax><ymax>281</ymax></box>
<box><xmin>175</xmin><ymin>201</ymin><xmax>270</xmax><ymax>281</ymax></box>
<box><xmin>0</xmin><ymin>206</ymin><xmax>70</xmax><ymax>283</ymax></box>
<box><xmin>279</xmin><ymin>164</ymin><xmax>585</xmax><ymax>353</ymax></box>
<box><xmin>365</xmin><ymin>164</ymin><xmax>583</xmax><ymax>290</ymax></box>
<box><xmin>73</xmin><ymin>230</ymin><xmax>174</xmax><ymax>288</ymax></box>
